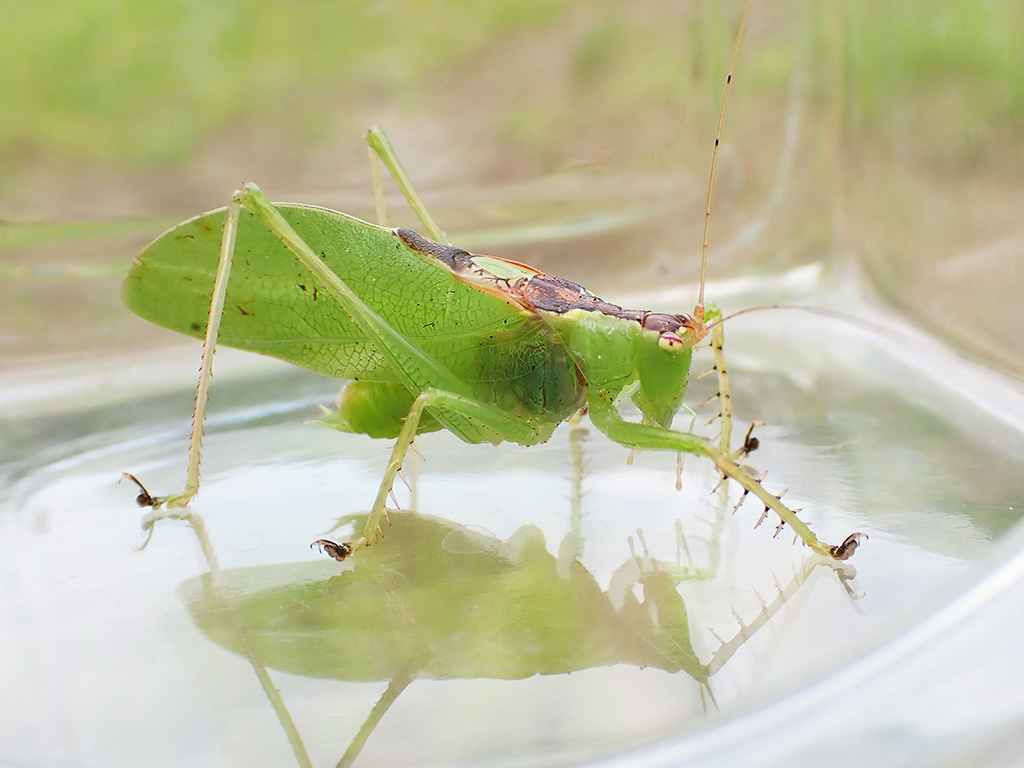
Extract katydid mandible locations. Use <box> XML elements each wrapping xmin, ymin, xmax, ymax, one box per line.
<box><xmin>121</xmin><ymin>26</ymin><xmax>863</xmax><ymax>563</ymax></box>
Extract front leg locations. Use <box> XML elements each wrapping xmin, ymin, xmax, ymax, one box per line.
<box><xmin>710</xmin><ymin>322</ymin><xmax>762</xmax><ymax>462</ymax></box>
<box><xmin>709</xmin><ymin>322</ymin><xmax>734</xmax><ymax>456</ymax></box>
<box><xmin>586</xmin><ymin>396</ymin><xmax>864</xmax><ymax>560</ymax></box>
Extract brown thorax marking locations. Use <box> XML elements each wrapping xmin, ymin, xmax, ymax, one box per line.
<box><xmin>397</xmin><ymin>228</ymin><xmax>702</xmax><ymax>342</ymax></box>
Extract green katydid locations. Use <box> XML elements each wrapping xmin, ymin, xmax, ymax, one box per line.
<box><xmin>121</xmin><ymin>27</ymin><xmax>863</xmax><ymax>563</ymax></box>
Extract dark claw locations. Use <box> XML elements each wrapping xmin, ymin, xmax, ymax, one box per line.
<box><xmin>311</xmin><ymin>538</ymin><xmax>353</xmax><ymax>562</ymax></box>
<box><xmin>121</xmin><ymin>472</ymin><xmax>157</xmax><ymax>508</ymax></box>
<box><xmin>829</xmin><ymin>532</ymin><xmax>867</xmax><ymax>561</ymax></box>
<box><xmin>741</xmin><ymin>423</ymin><xmax>759</xmax><ymax>455</ymax></box>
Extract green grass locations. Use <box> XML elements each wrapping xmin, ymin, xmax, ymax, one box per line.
<box><xmin>811</xmin><ymin>0</ymin><xmax>1024</xmax><ymax>164</ymax></box>
<box><xmin>1</xmin><ymin>0</ymin><xmax>572</xmax><ymax>166</ymax></box>
<box><xmin>2</xmin><ymin>0</ymin><xmax>1022</xmax><ymax>178</ymax></box>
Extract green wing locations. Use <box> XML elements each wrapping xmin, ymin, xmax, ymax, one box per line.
<box><xmin>123</xmin><ymin>204</ymin><xmax>549</xmax><ymax>386</ymax></box>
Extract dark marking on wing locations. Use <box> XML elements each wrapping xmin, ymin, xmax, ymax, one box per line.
<box><xmin>397</xmin><ymin>228</ymin><xmax>475</xmax><ymax>272</ymax></box>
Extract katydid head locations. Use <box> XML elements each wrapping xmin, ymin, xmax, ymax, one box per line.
<box><xmin>535</xmin><ymin>297</ymin><xmax>709</xmax><ymax>429</ymax></box>
<box><xmin>641</xmin><ymin>311</ymin><xmax>704</xmax><ymax>351</ymax></box>
<box><xmin>630</xmin><ymin>310</ymin><xmax>710</xmax><ymax>428</ymax></box>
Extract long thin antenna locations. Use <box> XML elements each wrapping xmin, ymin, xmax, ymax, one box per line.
<box><xmin>698</xmin><ymin>0</ymin><xmax>752</xmax><ymax>318</ymax></box>
<box><xmin>705</xmin><ymin>303</ymin><xmax>902</xmax><ymax>343</ymax></box>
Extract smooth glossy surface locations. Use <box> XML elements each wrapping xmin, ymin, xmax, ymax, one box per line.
<box><xmin>3</xmin><ymin>275</ymin><xmax>1022</xmax><ymax>766</ymax></box>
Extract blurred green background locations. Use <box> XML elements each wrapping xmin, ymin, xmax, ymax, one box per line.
<box><xmin>2</xmin><ymin>0</ymin><xmax>1023</xmax><ymax>373</ymax></box>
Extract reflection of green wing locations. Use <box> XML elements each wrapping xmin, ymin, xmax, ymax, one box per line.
<box><xmin>180</xmin><ymin>513</ymin><xmax>708</xmax><ymax>682</ymax></box>
<box><xmin>123</xmin><ymin>205</ymin><xmax>544</xmax><ymax>384</ymax></box>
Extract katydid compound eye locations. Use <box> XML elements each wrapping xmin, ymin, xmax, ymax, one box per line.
<box><xmin>658</xmin><ymin>332</ymin><xmax>685</xmax><ymax>352</ymax></box>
